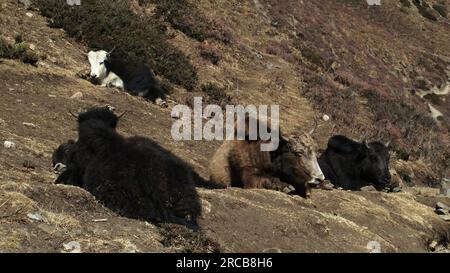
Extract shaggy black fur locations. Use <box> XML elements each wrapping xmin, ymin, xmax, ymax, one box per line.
<box><xmin>318</xmin><ymin>135</ymin><xmax>391</xmax><ymax>191</ymax></box>
<box><xmin>54</xmin><ymin>107</ymin><xmax>202</xmax><ymax>229</ymax></box>
<box><xmin>105</xmin><ymin>57</ymin><xmax>167</xmax><ymax>103</ymax></box>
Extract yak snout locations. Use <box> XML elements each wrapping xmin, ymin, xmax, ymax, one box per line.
<box><xmin>52</xmin><ymin>163</ymin><xmax>67</xmax><ymax>173</ymax></box>
<box><xmin>307</xmin><ymin>158</ymin><xmax>325</xmax><ymax>185</ymax></box>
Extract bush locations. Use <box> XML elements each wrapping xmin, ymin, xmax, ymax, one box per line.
<box><xmin>361</xmin><ymin>90</ymin><xmax>442</xmax><ymax>159</ymax></box>
<box><xmin>201</xmin><ymin>83</ymin><xmax>231</xmax><ymax>107</ymax></box>
<box><xmin>196</xmin><ymin>42</ymin><xmax>222</xmax><ymax>65</ymax></box>
<box><xmin>0</xmin><ymin>37</ymin><xmax>39</xmax><ymax>66</ymax></box>
<box><xmin>34</xmin><ymin>0</ymin><xmax>198</xmax><ymax>90</ymax></box>
<box><xmin>144</xmin><ymin>0</ymin><xmax>232</xmax><ymax>44</ymax></box>
<box><xmin>266</xmin><ymin>40</ymin><xmax>296</xmax><ymax>63</ymax></box>
<box><xmin>301</xmin><ymin>72</ymin><xmax>359</xmax><ymax>126</ymax></box>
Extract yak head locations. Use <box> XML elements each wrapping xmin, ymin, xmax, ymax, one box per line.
<box><xmin>87</xmin><ymin>49</ymin><xmax>114</xmax><ymax>80</ymax></box>
<box><xmin>52</xmin><ymin>139</ymin><xmax>76</xmax><ymax>173</ymax></box>
<box><xmin>272</xmin><ymin>133</ymin><xmax>325</xmax><ymax>197</ymax></box>
<box><xmin>76</xmin><ymin>107</ymin><xmax>125</xmax><ymax>129</ymax></box>
<box><xmin>358</xmin><ymin>140</ymin><xmax>391</xmax><ymax>190</ymax></box>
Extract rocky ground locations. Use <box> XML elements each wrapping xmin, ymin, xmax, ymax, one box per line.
<box><xmin>0</xmin><ymin>0</ymin><xmax>449</xmax><ymax>252</ymax></box>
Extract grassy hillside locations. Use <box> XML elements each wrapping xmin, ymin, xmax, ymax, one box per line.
<box><xmin>0</xmin><ymin>0</ymin><xmax>448</xmax><ymax>252</ymax></box>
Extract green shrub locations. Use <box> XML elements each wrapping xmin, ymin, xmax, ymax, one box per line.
<box><xmin>0</xmin><ymin>37</ymin><xmax>39</xmax><ymax>65</ymax></box>
<box><xmin>34</xmin><ymin>0</ymin><xmax>198</xmax><ymax>90</ymax></box>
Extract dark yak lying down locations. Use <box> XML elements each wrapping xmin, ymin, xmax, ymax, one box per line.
<box><xmin>52</xmin><ymin>108</ymin><xmax>202</xmax><ymax>229</ymax></box>
<box><xmin>318</xmin><ymin>135</ymin><xmax>391</xmax><ymax>191</ymax></box>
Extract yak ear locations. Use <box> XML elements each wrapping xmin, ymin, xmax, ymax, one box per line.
<box><xmin>107</xmin><ymin>46</ymin><xmax>115</xmax><ymax>57</ymax></box>
<box><xmin>308</xmin><ymin>119</ymin><xmax>319</xmax><ymax>135</ymax></box>
<box><xmin>362</xmin><ymin>139</ymin><xmax>370</xmax><ymax>149</ymax></box>
<box><xmin>270</xmin><ymin>135</ymin><xmax>289</xmax><ymax>161</ymax></box>
<box><xmin>385</xmin><ymin>140</ymin><xmax>391</xmax><ymax>149</ymax></box>
<box><xmin>356</xmin><ymin>139</ymin><xmax>370</xmax><ymax>161</ymax></box>
<box><xmin>279</xmin><ymin>135</ymin><xmax>291</xmax><ymax>149</ymax></box>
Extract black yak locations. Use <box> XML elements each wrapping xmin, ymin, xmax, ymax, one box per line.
<box><xmin>54</xmin><ymin>107</ymin><xmax>201</xmax><ymax>228</ymax></box>
<box><xmin>318</xmin><ymin>135</ymin><xmax>391</xmax><ymax>191</ymax></box>
<box><xmin>87</xmin><ymin>49</ymin><xmax>167</xmax><ymax>107</ymax></box>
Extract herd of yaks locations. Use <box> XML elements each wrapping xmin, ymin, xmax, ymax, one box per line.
<box><xmin>51</xmin><ymin>49</ymin><xmax>392</xmax><ymax>229</ymax></box>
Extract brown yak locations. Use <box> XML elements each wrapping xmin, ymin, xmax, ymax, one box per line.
<box><xmin>208</xmin><ymin>123</ymin><xmax>325</xmax><ymax>198</ymax></box>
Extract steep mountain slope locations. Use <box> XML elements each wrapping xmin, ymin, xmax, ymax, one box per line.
<box><xmin>0</xmin><ymin>0</ymin><xmax>448</xmax><ymax>252</ymax></box>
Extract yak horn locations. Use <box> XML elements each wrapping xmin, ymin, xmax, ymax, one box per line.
<box><xmin>385</xmin><ymin>140</ymin><xmax>391</xmax><ymax>147</ymax></box>
<box><xmin>362</xmin><ymin>139</ymin><xmax>370</xmax><ymax>149</ymax></box>
<box><xmin>68</xmin><ymin>110</ymin><xmax>79</xmax><ymax>119</ymax></box>
<box><xmin>107</xmin><ymin>46</ymin><xmax>116</xmax><ymax>55</ymax></box>
<box><xmin>117</xmin><ymin>111</ymin><xmax>127</xmax><ymax>119</ymax></box>
<box><xmin>308</xmin><ymin>119</ymin><xmax>319</xmax><ymax>135</ymax></box>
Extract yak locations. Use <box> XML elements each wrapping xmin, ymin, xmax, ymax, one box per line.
<box><xmin>318</xmin><ymin>135</ymin><xmax>391</xmax><ymax>191</ymax></box>
<box><xmin>208</xmin><ymin>127</ymin><xmax>325</xmax><ymax>198</ymax></box>
<box><xmin>52</xmin><ymin>139</ymin><xmax>75</xmax><ymax>174</ymax></box>
<box><xmin>87</xmin><ymin>49</ymin><xmax>167</xmax><ymax>107</ymax></box>
<box><xmin>53</xmin><ymin>107</ymin><xmax>201</xmax><ymax>229</ymax></box>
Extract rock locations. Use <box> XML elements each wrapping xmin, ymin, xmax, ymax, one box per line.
<box><xmin>27</xmin><ymin>212</ymin><xmax>43</xmax><ymax>221</ymax></box>
<box><xmin>18</xmin><ymin>0</ymin><xmax>32</xmax><ymax>9</ymax></box>
<box><xmin>436</xmin><ymin>202</ymin><xmax>449</xmax><ymax>210</ymax></box>
<box><xmin>22</xmin><ymin>160</ymin><xmax>35</xmax><ymax>169</ymax></box>
<box><xmin>123</xmin><ymin>242</ymin><xmax>139</xmax><ymax>253</ymax></box>
<box><xmin>254</xmin><ymin>52</ymin><xmax>263</xmax><ymax>60</ymax></box>
<box><xmin>63</xmin><ymin>241</ymin><xmax>82</xmax><ymax>253</ymax></box>
<box><xmin>392</xmin><ymin>187</ymin><xmax>402</xmax><ymax>193</ymax></box>
<box><xmin>29</xmin><ymin>44</ymin><xmax>36</xmax><ymax>51</ymax></box>
<box><xmin>92</xmin><ymin>218</ymin><xmax>108</xmax><ymax>223</ymax></box>
<box><xmin>0</xmin><ymin>118</ymin><xmax>6</xmax><ymax>126</ymax></box>
<box><xmin>3</xmin><ymin>141</ymin><xmax>16</xmax><ymax>149</ymax></box>
<box><xmin>67</xmin><ymin>0</ymin><xmax>81</xmax><ymax>6</ymax></box>
<box><xmin>70</xmin><ymin>92</ymin><xmax>83</xmax><ymax>99</ymax></box>
<box><xmin>322</xmin><ymin>114</ymin><xmax>330</xmax><ymax>121</ymax></box>
<box><xmin>317</xmin><ymin>180</ymin><xmax>334</xmax><ymax>191</ymax></box>
<box><xmin>263</xmin><ymin>248</ymin><xmax>282</xmax><ymax>253</ymax></box>
<box><xmin>37</xmin><ymin>223</ymin><xmax>55</xmax><ymax>234</ymax></box>
<box><xmin>439</xmin><ymin>215</ymin><xmax>450</xmax><ymax>221</ymax></box>
<box><xmin>23</xmin><ymin>122</ymin><xmax>37</xmax><ymax>129</ymax></box>
<box><xmin>429</xmin><ymin>240</ymin><xmax>438</xmax><ymax>251</ymax></box>
<box><xmin>366</xmin><ymin>0</ymin><xmax>381</xmax><ymax>6</ymax></box>
<box><xmin>282</xmin><ymin>185</ymin><xmax>296</xmax><ymax>194</ymax></box>
<box><xmin>366</xmin><ymin>241</ymin><xmax>381</xmax><ymax>253</ymax></box>
<box><xmin>414</xmin><ymin>76</ymin><xmax>432</xmax><ymax>90</ymax></box>
<box><xmin>415</xmin><ymin>187</ymin><xmax>440</xmax><ymax>197</ymax></box>
<box><xmin>25</xmin><ymin>12</ymin><xmax>33</xmax><ymax>18</ymax></box>
<box><xmin>361</xmin><ymin>186</ymin><xmax>377</xmax><ymax>192</ymax></box>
